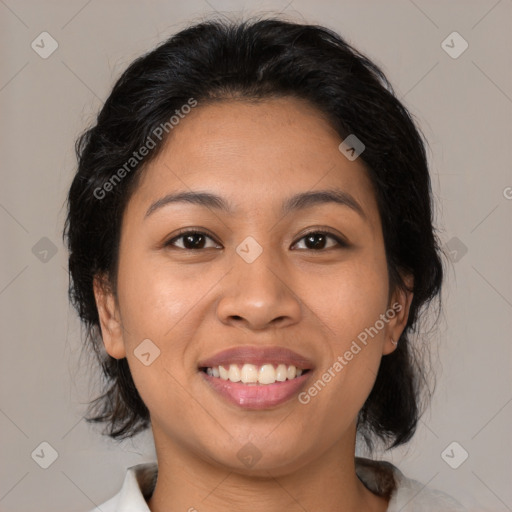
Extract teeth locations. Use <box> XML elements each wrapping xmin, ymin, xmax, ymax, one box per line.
<box><xmin>218</xmin><ymin>365</ymin><xmax>229</xmax><ymax>380</ymax></box>
<box><xmin>228</xmin><ymin>364</ymin><xmax>241</xmax><ymax>382</ymax></box>
<box><xmin>204</xmin><ymin>363</ymin><xmax>306</xmax><ymax>385</ymax></box>
<box><xmin>276</xmin><ymin>364</ymin><xmax>287</xmax><ymax>381</ymax></box>
<box><xmin>241</xmin><ymin>363</ymin><xmax>259</xmax><ymax>383</ymax></box>
<box><xmin>258</xmin><ymin>364</ymin><xmax>276</xmax><ymax>384</ymax></box>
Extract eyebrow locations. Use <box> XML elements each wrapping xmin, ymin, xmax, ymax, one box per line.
<box><xmin>144</xmin><ymin>188</ymin><xmax>367</xmax><ymax>221</ymax></box>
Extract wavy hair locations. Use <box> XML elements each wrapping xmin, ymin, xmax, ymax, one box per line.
<box><xmin>64</xmin><ymin>16</ymin><xmax>444</xmax><ymax>452</ymax></box>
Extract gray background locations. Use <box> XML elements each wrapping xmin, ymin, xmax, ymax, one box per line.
<box><xmin>1</xmin><ymin>0</ymin><xmax>511</xmax><ymax>511</ymax></box>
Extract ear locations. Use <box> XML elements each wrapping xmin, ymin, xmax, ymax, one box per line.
<box><xmin>93</xmin><ymin>273</ymin><xmax>126</xmax><ymax>359</ymax></box>
<box><xmin>382</xmin><ymin>273</ymin><xmax>414</xmax><ymax>356</ymax></box>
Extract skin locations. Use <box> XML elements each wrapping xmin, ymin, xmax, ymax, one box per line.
<box><xmin>94</xmin><ymin>96</ymin><xmax>414</xmax><ymax>512</ymax></box>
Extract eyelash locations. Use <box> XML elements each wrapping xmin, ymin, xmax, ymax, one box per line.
<box><xmin>164</xmin><ymin>228</ymin><xmax>348</xmax><ymax>251</ymax></box>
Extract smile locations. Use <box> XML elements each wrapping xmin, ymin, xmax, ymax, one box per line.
<box><xmin>197</xmin><ymin>345</ymin><xmax>314</xmax><ymax>409</ymax></box>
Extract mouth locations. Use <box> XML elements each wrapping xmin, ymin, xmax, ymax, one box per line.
<box><xmin>197</xmin><ymin>346</ymin><xmax>314</xmax><ymax>409</ymax></box>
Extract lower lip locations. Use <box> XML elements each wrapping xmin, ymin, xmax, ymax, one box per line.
<box><xmin>200</xmin><ymin>371</ymin><xmax>311</xmax><ymax>410</ymax></box>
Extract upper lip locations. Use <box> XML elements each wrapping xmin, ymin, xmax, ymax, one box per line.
<box><xmin>198</xmin><ymin>346</ymin><xmax>314</xmax><ymax>370</ymax></box>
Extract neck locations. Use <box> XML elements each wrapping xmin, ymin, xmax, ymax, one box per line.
<box><xmin>146</xmin><ymin>427</ymin><xmax>388</xmax><ymax>512</ymax></box>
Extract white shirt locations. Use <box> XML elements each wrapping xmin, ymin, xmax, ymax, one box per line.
<box><xmin>89</xmin><ymin>457</ymin><xmax>466</xmax><ymax>511</ymax></box>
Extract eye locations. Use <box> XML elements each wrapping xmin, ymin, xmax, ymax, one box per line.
<box><xmin>165</xmin><ymin>230</ymin><xmax>221</xmax><ymax>250</ymax></box>
<box><xmin>164</xmin><ymin>229</ymin><xmax>348</xmax><ymax>251</ymax></box>
<box><xmin>292</xmin><ymin>230</ymin><xmax>348</xmax><ymax>251</ymax></box>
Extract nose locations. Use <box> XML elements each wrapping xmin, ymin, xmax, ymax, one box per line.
<box><xmin>216</xmin><ymin>249</ymin><xmax>302</xmax><ymax>332</ymax></box>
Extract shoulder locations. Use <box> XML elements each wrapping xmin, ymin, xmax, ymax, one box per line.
<box><xmin>390</xmin><ymin>468</ymin><xmax>466</xmax><ymax>511</ymax></box>
<box><xmin>87</xmin><ymin>462</ymin><xmax>157</xmax><ymax>512</ymax></box>
<box><xmin>355</xmin><ymin>457</ymin><xmax>466</xmax><ymax>511</ymax></box>
<box><xmin>87</xmin><ymin>494</ymin><xmax>119</xmax><ymax>512</ymax></box>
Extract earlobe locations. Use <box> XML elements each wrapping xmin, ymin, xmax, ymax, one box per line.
<box><xmin>93</xmin><ymin>274</ymin><xmax>126</xmax><ymax>359</ymax></box>
<box><xmin>383</xmin><ymin>274</ymin><xmax>414</xmax><ymax>355</ymax></box>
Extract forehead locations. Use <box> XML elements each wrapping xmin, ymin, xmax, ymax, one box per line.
<box><xmin>128</xmin><ymin>97</ymin><xmax>379</xmax><ymax>224</ymax></box>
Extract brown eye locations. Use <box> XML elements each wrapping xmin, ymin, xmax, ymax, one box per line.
<box><xmin>166</xmin><ymin>230</ymin><xmax>220</xmax><ymax>250</ymax></box>
<box><xmin>165</xmin><ymin>229</ymin><xmax>347</xmax><ymax>252</ymax></box>
<box><xmin>292</xmin><ymin>231</ymin><xmax>347</xmax><ymax>251</ymax></box>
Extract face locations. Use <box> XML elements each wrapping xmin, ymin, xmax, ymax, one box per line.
<box><xmin>95</xmin><ymin>97</ymin><xmax>413</xmax><ymax>476</ymax></box>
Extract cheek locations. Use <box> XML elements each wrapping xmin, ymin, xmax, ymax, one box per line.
<box><xmin>115</xmin><ymin>248</ymin><xmax>213</xmax><ymax>394</ymax></box>
<box><xmin>116</xmin><ymin>254</ymin><xmax>200</xmax><ymax>422</ymax></box>
<box><xmin>302</xmin><ymin>255</ymin><xmax>389</xmax><ymax>409</ymax></box>
<box><xmin>116</xmin><ymin>249</ymin><xmax>199</xmax><ymax>341</ymax></box>
<box><xmin>315</xmin><ymin>256</ymin><xmax>390</xmax><ymax>344</ymax></box>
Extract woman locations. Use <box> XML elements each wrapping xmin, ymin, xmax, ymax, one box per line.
<box><xmin>64</xmin><ymin>16</ymin><xmax>466</xmax><ymax>511</ymax></box>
